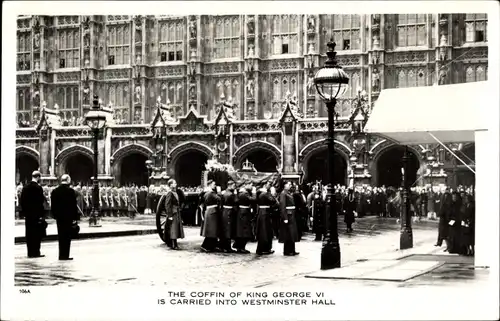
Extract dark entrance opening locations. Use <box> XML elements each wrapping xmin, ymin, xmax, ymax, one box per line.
<box><xmin>243</xmin><ymin>149</ymin><xmax>279</xmax><ymax>172</ymax></box>
<box><xmin>65</xmin><ymin>154</ymin><xmax>94</xmax><ymax>185</ymax></box>
<box><xmin>306</xmin><ymin>149</ymin><xmax>347</xmax><ymax>185</ymax></box>
<box><xmin>16</xmin><ymin>155</ymin><xmax>39</xmax><ymax>184</ymax></box>
<box><xmin>453</xmin><ymin>144</ymin><xmax>476</xmax><ymax>187</ymax></box>
<box><xmin>175</xmin><ymin>151</ymin><xmax>208</xmax><ymax>187</ymax></box>
<box><xmin>120</xmin><ymin>153</ymin><xmax>149</xmax><ymax>187</ymax></box>
<box><xmin>377</xmin><ymin>146</ymin><xmax>420</xmax><ymax>188</ymax></box>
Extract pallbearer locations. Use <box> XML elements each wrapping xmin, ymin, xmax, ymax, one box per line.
<box><xmin>219</xmin><ymin>180</ymin><xmax>236</xmax><ymax>253</ymax></box>
<box><xmin>279</xmin><ymin>181</ymin><xmax>299</xmax><ymax>256</ymax></box>
<box><xmin>164</xmin><ymin>179</ymin><xmax>185</xmax><ymax>250</ymax></box>
<box><xmin>233</xmin><ymin>183</ymin><xmax>256</xmax><ymax>254</ymax></box>
<box><xmin>255</xmin><ymin>181</ymin><xmax>278</xmax><ymax>255</ymax></box>
<box><xmin>200</xmin><ymin>180</ymin><xmax>221</xmax><ymax>252</ymax></box>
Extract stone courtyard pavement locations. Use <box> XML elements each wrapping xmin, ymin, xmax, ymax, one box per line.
<box><xmin>15</xmin><ymin>217</ymin><xmax>479</xmax><ymax>288</ymax></box>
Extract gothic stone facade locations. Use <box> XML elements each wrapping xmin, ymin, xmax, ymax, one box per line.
<box><xmin>16</xmin><ymin>14</ymin><xmax>486</xmax><ymax>186</ymax></box>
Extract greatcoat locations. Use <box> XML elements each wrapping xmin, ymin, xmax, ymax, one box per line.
<box><xmin>164</xmin><ymin>190</ymin><xmax>185</xmax><ymax>239</ymax></box>
<box><xmin>278</xmin><ymin>191</ymin><xmax>299</xmax><ymax>243</ymax></box>
<box><xmin>201</xmin><ymin>189</ymin><xmax>221</xmax><ymax>238</ymax></box>
<box><xmin>255</xmin><ymin>191</ymin><xmax>278</xmax><ymax>244</ymax></box>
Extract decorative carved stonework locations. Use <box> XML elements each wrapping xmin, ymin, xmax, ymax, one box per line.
<box><xmin>175</xmin><ymin>111</ymin><xmax>211</xmax><ymax>133</ymax></box>
<box><xmin>299</xmin><ymin>120</ymin><xmax>351</xmax><ymax>131</ymax></box>
<box><xmin>232</xmin><ymin>122</ymin><xmax>281</xmax><ymax>133</ymax></box>
<box><xmin>56</xmin><ymin>72</ymin><xmax>80</xmax><ymax>82</ymax></box>
<box><xmin>394</xmin><ymin>52</ymin><xmax>427</xmax><ymax>64</ymax></box>
<box><xmin>459</xmin><ymin>48</ymin><xmax>488</xmax><ymax>61</ymax></box>
<box><xmin>157</xmin><ymin>67</ymin><xmax>184</xmax><ymax>77</ymax></box>
<box><xmin>111</xmin><ymin>126</ymin><xmax>152</xmax><ymax>137</ymax></box>
<box><xmin>270</xmin><ymin>60</ymin><xmax>298</xmax><ymax>71</ymax></box>
<box><xmin>17</xmin><ymin>75</ymin><xmax>31</xmax><ymax>84</ymax></box>
<box><xmin>212</xmin><ymin>63</ymin><xmax>240</xmax><ymax>74</ymax></box>
<box><xmin>337</xmin><ymin>56</ymin><xmax>361</xmax><ymax>66</ymax></box>
<box><xmin>16</xmin><ymin>129</ymin><xmax>39</xmax><ymax>139</ymax></box>
<box><xmin>104</xmin><ymin>69</ymin><xmax>129</xmax><ymax>80</ymax></box>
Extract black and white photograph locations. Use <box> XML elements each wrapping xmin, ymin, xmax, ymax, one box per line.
<box><xmin>2</xmin><ymin>2</ymin><xmax>499</xmax><ymax>320</ymax></box>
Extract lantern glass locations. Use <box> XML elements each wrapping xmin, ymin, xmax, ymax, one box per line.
<box><xmin>314</xmin><ymin>67</ymin><xmax>349</xmax><ymax>103</ymax></box>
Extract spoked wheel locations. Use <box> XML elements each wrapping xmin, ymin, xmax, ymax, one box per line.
<box><xmin>156</xmin><ymin>211</ymin><xmax>167</xmax><ymax>243</ymax></box>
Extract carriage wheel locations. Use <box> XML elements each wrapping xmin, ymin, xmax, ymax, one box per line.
<box><xmin>156</xmin><ymin>211</ymin><xmax>168</xmax><ymax>243</ymax></box>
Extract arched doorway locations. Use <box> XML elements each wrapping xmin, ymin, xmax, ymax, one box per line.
<box><xmin>376</xmin><ymin>146</ymin><xmax>420</xmax><ymax>188</ymax></box>
<box><xmin>175</xmin><ymin>151</ymin><xmax>208</xmax><ymax>187</ymax></box>
<box><xmin>65</xmin><ymin>154</ymin><xmax>94</xmax><ymax>185</ymax></box>
<box><xmin>16</xmin><ymin>155</ymin><xmax>39</xmax><ymax>184</ymax></box>
<box><xmin>120</xmin><ymin>153</ymin><xmax>149</xmax><ymax>186</ymax></box>
<box><xmin>306</xmin><ymin>149</ymin><xmax>347</xmax><ymax>185</ymax></box>
<box><xmin>454</xmin><ymin>144</ymin><xmax>475</xmax><ymax>187</ymax></box>
<box><xmin>242</xmin><ymin>149</ymin><xmax>279</xmax><ymax>172</ymax></box>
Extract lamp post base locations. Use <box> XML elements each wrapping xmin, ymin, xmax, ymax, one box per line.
<box><xmin>88</xmin><ymin>210</ymin><xmax>102</xmax><ymax>228</ymax></box>
<box><xmin>321</xmin><ymin>237</ymin><xmax>341</xmax><ymax>270</ymax></box>
<box><xmin>400</xmin><ymin>227</ymin><xmax>413</xmax><ymax>250</ymax></box>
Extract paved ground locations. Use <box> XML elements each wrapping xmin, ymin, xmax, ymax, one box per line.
<box><xmin>15</xmin><ymin>217</ymin><xmax>453</xmax><ymax>287</ymax></box>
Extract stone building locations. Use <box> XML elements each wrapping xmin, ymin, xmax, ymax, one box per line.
<box><xmin>15</xmin><ymin>14</ymin><xmax>487</xmax><ymax>187</ymax></box>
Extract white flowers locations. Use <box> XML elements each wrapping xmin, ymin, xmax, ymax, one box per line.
<box><xmin>205</xmin><ymin>160</ymin><xmax>235</xmax><ymax>172</ymax></box>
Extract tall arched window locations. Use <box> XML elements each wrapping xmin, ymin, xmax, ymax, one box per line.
<box><xmin>465</xmin><ymin>65</ymin><xmax>488</xmax><ymax>82</ymax></box>
<box><xmin>107</xmin><ymin>24</ymin><xmax>130</xmax><ymax>65</ymax></box>
<box><xmin>271</xmin><ymin>74</ymin><xmax>298</xmax><ymax>116</ymax></box>
<box><xmin>396</xmin><ymin>68</ymin><xmax>427</xmax><ymax>88</ymax></box>
<box><xmin>53</xmin><ymin>86</ymin><xmax>79</xmax><ymax>124</ymax></box>
<box><xmin>397</xmin><ymin>14</ymin><xmax>426</xmax><ymax>47</ymax></box>
<box><xmin>107</xmin><ymin>83</ymin><xmax>129</xmax><ymax>123</ymax></box>
<box><xmin>17</xmin><ymin>32</ymin><xmax>31</xmax><ymax>71</ymax></box>
<box><xmin>212</xmin><ymin>78</ymin><xmax>241</xmax><ymax>119</ymax></box>
<box><xmin>159</xmin><ymin>19</ymin><xmax>184</xmax><ymax>62</ymax></box>
<box><xmin>326</xmin><ymin>15</ymin><xmax>361</xmax><ymax>50</ymax></box>
<box><xmin>465</xmin><ymin>14</ymin><xmax>487</xmax><ymax>43</ymax></box>
<box><xmin>214</xmin><ymin>16</ymin><xmax>240</xmax><ymax>59</ymax></box>
<box><xmin>271</xmin><ymin>15</ymin><xmax>299</xmax><ymax>55</ymax></box>
<box><xmin>57</xmin><ymin>28</ymin><xmax>80</xmax><ymax>68</ymax></box>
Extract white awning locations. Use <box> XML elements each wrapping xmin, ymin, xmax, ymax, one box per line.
<box><xmin>364</xmin><ymin>81</ymin><xmax>490</xmax><ymax>144</ymax></box>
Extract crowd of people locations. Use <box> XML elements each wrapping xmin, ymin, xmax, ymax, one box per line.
<box><xmin>15</xmin><ymin>173</ymin><xmax>476</xmax><ymax>258</ymax></box>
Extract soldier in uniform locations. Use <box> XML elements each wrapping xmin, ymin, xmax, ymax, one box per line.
<box><xmin>137</xmin><ymin>186</ymin><xmax>148</xmax><ymax>214</ymax></box>
<box><xmin>200</xmin><ymin>180</ymin><xmax>221</xmax><ymax>252</ymax></box>
<box><xmin>279</xmin><ymin>181</ymin><xmax>300</xmax><ymax>256</ymax></box>
<box><xmin>164</xmin><ymin>179</ymin><xmax>185</xmax><ymax>250</ymax></box>
<box><xmin>74</xmin><ymin>185</ymin><xmax>84</xmax><ymax>219</ymax></box>
<box><xmin>233</xmin><ymin>183</ymin><xmax>256</xmax><ymax>254</ymax></box>
<box><xmin>100</xmin><ymin>187</ymin><xmax>108</xmax><ymax>216</ymax></box>
<box><xmin>255</xmin><ymin>181</ymin><xmax>278</xmax><ymax>255</ymax></box>
<box><xmin>219</xmin><ymin>180</ymin><xmax>237</xmax><ymax>253</ymax></box>
<box><xmin>307</xmin><ymin>184</ymin><xmax>325</xmax><ymax>241</ymax></box>
<box><xmin>344</xmin><ymin>187</ymin><xmax>356</xmax><ymax>232</ymax></box>
<box><xmin>128</xmin><ymin>185</ymin><xmax>138</xmax><ymax>218</ymax></box>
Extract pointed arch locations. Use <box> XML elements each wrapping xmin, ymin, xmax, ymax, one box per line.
<box><xmin>233</xmin><ymin>140</ymin><xmax>282</xmax><ymax>170</ymax></box>
<box><xmin>111</xmin><ymin>143</ymin><xmax>154</xmax><ymax>165</ymax></box>
<box><xmin>299</xmin><ymin>139</ymin><xmax>351</xmax><ymax>166</ymax></box>
<box><xmin>16</xmin><ymin>145</ymin><xmax>40</xmax><ymax>161</ymax></box>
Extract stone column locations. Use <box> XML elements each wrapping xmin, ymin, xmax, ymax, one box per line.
<box><xmin>38</xmin><ymin>129</ymin><xmax>50</xmax><ymax>176</ymax></box>
<box><xmin>436</xmin><ymin>14</ymin><xmax>452</xmax><ymax>86</ymax></box>
<box><xmin>104</xmin><ymin>127</ymin><xmax>112</xmax><ymax>175</ymax></box>
<box><xmin>50</xmin><ymin>129</ymin><xmax>56</xmax><ymax>177</ymax></box>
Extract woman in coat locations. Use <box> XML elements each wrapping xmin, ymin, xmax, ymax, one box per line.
<box><xmin>164</xmin><ymin>179</ymin><xmax>185</xmax><ymax>250</ymax></box>
<box><xmin>436</xmin><ymin>192</ymin><xmax>451</xmax><ymax>249</ymax></box>
<box><xmin>447</xmin><ymin>192</ymin><xmax>465</xmax><ymax>254</ymax></box>
<box><xmin>461</xmin><ymin>194</ymin><xmax>475</xmax><ymax>256</ymax></box>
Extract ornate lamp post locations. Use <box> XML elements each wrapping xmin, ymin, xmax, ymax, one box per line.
<box><xmin>314</xmin><ymin>41</ymin><xmax>349</xmax><ymax>270</ymax></box>
<box><xmin>400</xmin><ymin>146</ymin><xmax>413</xmax><ymax>249</ymax></box>
<box><xmin>145</xmin><ymin>159</ymin><xmax>153</xmax><ymax>212</ymax></box>
<box><xmin>85</xmin><ymin>95</ymin><xmax>107</xmax><ymax>227</ymax></box>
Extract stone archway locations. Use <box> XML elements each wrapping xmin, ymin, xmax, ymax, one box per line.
<box><xmin>111</xmin><ymin>143</ymin><xmax>154</xmax><ymax>185</ymax></box>
<box><xmin>56</xmin><ymin>144</ymin><xmax>94</xmax><ymax>177</ymax></box>
<box><xmin>64</xmin><ymin>153</ymin><xmax>94</xmax><ymax>184</ymax></box>
<box><xmin>304</xmin><ymin>147</ymin><xmax>348</xmax><ymax>185</ymax></box>
<box><xmin>16</xmin><ymin>154</ymin><xmax>39</xmax><ymax>184</ymax></box>
<box><xmin>119</xmin><ymin>153</ymin><xmax>149</xmax><ymax>187</ymax></box>
<box><xmin>375</xmin><ymin>145</ymin><xmax>420</xmax><ymax>188</ymax></box>
<box><xmin>168</xmin><ymin>142</ymin><xmax>214</xmax><ymax>187</ymax></box>
<box><xmin>233</xmin><ymin>141</ymin><xmax>282</xmax><ymax>171</ymax></box>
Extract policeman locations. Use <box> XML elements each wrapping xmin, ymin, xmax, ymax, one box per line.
<box><xmin>219</xmin><ymin>180</ymin><xmax>237</xmax><ymax>253</ymax></box>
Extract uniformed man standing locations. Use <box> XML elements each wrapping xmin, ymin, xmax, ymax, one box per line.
<box><xmin>200</xmin><ymin>180</ymin><xmax>221</xmax><ymax>252</ymax></box>
<box><xmin>307</xmin><ymin>184</ymin><xmax>325</xmax><ymax>241</ymax></box>
<box><xmin>219</xmin><ymin>180</ymin><xmax>237</xmax><ymax>253</ymax></box>
<box><xmin>279</xmin><ymin>181</ymin><xmax>299</xmax><ymax>256</ymax></box>
<box><xmin>233</xmin><ymin>184</ymin><xmax>256</xmax><ymax>254</ymax></box>
<box><xmin>20</xmin><ymin>171</ymin><xmax>47</xmax><ymax>258</ymax></box>
<box><xmin>255</xmin><ymin>181</ymin><xmax>278</xmax><ymax>255</ymax></box>
<box><xmin>344</xmin><ymin>188</ymin><xmax>356</xmax><ymax>232</ymax></box>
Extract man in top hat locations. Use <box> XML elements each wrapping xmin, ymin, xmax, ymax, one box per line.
<box><xmin>219</xmin><ymin>180</ymin><xmax>237</xmax><ymax>253</ymax></box>
<box><xmin>51</xmin><ymin>174</ymin><xmax>79</xmax><ymax>260</ymax></box>
<box><xmin>20</xmin><ymin>170</ymin><xmax>47</xmax><ymax>258</ymax></box>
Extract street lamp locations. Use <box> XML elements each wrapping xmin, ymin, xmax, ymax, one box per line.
<box><xmin>314</xmin><ymin>40</ymin><xmax>349</xmax><ymax>270</ymax></box>
<box><xmin>400</xmin><ymin>146</ymin><xmax>413</xmax><ymax>249</ymax></box>
<box><xmin>145</xmin><ymin>159</ymin><xmax>153</xmax><ymax>214</ymax></box>
<box><xmin>85</xmin><ymin>95</ymin><xmax>107</xmax><ymax>227</ymax></box>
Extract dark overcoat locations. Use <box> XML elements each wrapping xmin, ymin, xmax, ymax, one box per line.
<box><xmin>462</xmin><ymin>201</ymin><xmax>475</xmax><ymax>247</ymax></box>
<box><xmin>20</xmin><ymin>181</ymin><xmax>46</xmax><ymax>238</ymax></box>
<box><xmin>255</xmin><ymin>191</ymin><xmax>277</xmax><ymax>243</ymax></box>
<box><xmin>201</xmin><ymin>190</ymin><xmax>221</xmax><ymax>238</ymax></box>
<box><xmin>219</xmin><ymin>189</ymin><xmax>236</xmax><ymax>239</ymax></box>
<box><xmin>437</xmin><ymin>193</ymin><xmax>451</xmax><ymax>240</ymax></box>
<box><xmin>448</xmin><ymin>198</ymin><xmax>465</xmax><ymax>254</ymax></box>
<box><xmin>278</xmin><ymin>191</ymin><xmax>299</xmax><ymax>243</ymax></box>
<box><xmin>343</xmin><ymin>193</ymin><xmax>356</xmax><ymax>224</ymax></box>
<box><xmin>235</xmin><ymin>191</ymin><xmax>255</xmax><ymax>239</ymax></box>
<box><xmin>308</xmin><ymin>192</ymin><xmax>325</xmax><ymax>234</ymax></box>
<box><xmin>164</xmin><ymin>190</ymin><xmax>185</xmax><ymax>239</ymax></box>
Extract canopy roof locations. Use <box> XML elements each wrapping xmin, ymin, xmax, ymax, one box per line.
<box><xmin>364</xmin><ymin>81</ymin><xmax>490</xmax><ymax>144</ymax></box>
